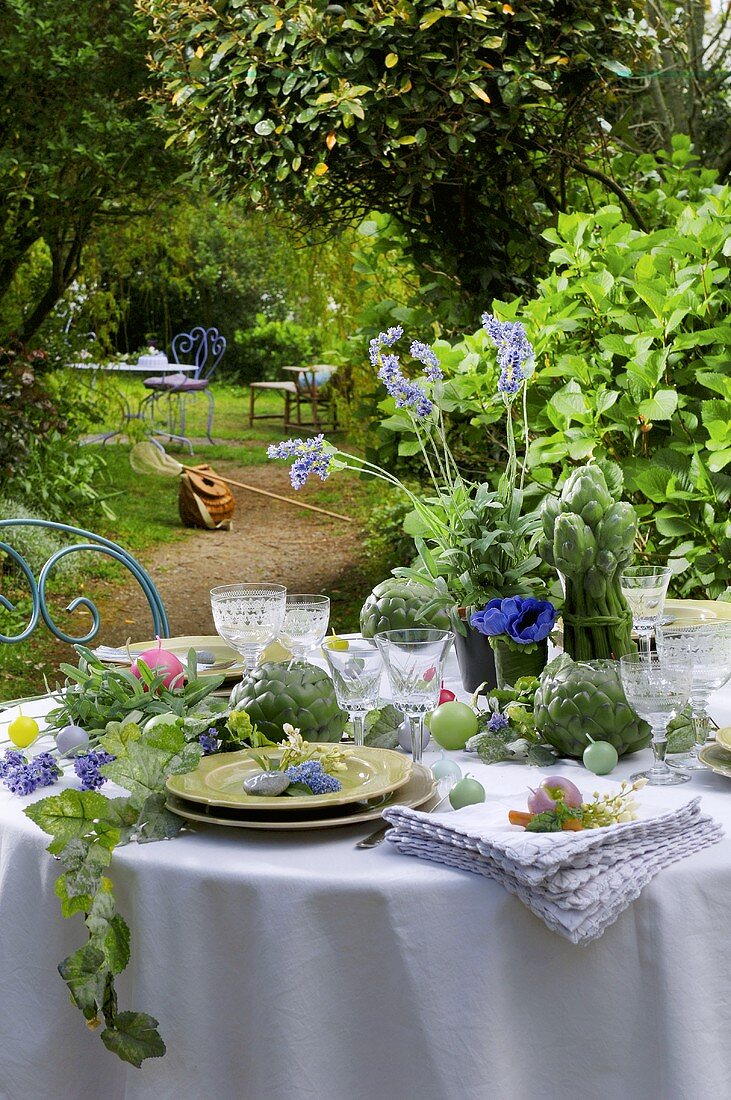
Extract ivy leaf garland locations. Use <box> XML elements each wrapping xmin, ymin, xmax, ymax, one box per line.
<box><xmin>24</xmin><ymin>718</ymin><xmax>204</xmax><ymax>1067</ymax></box>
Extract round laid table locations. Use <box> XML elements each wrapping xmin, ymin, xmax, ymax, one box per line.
<box><xmin>1</xmin><ymin>650</ymin><xmax>730</xmax><ymax>1100</ymax></box>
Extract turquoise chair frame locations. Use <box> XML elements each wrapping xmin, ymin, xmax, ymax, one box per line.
<box><xmin>0</xmin><ymin>520</ymin><xmax>169</xmax><ymax>644</ymax></box>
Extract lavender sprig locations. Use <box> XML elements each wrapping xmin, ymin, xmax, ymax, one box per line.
<box><xmin>481</xmin><ymin>314</ymin><xmax>533</xmax><ymax>396</ymax></box>
<box><xmin>0</xmin><ymin>749</ymin><xmax>61</xmax><ymax>795</ymax></box>
<box><xmin>267</xmin><ymin>433</ymin><xmax>334</xmax><ymax>489</ymax></box>
<box><xmin>73</xmin><ymin>749</ymin><xmax>115</xmax><ymax>792</ymax></box>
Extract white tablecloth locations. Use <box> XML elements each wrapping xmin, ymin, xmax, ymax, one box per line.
<box><xmin>1</xmin><ymin>653</ymin><xmax>730</xmax><ymax>1100</ymax></box>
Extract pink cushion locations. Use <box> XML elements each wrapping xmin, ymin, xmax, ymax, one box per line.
<box><xmin>143</xmin><ymin>372</ymin><xmax>190</xmax><ymax>390</ymax></box>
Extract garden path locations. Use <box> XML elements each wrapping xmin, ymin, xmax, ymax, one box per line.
<box><xmin>103</xmin><ymin>463</ymin><xmax>364</xmax><ymax>644</ymax></box>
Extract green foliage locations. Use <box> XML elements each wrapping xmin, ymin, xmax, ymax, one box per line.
<box><xmin>0</xmin><ymin>0</ymin><xmax>178</xmax><ymax>340</ymax></box>
<box><xmin>234</xmin><ymin>314</ymin><xmax>322</xmax><ymax>383</ymax></box>
<box><xmin>141</xmin><ymin>0</ymin><xmax>647</xmax><ymax>297</ymax></box>
<box><xmin>0</xmin><ymin>500</ymin><xmax>81</xmax><ymax>577</ymax></box>
<box><xmin>0</xmin><ymin>343</ymin><xmax>64</xmax><ymax>477</ymax></box>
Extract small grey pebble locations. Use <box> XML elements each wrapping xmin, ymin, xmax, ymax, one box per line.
<box><xmin>243</xmin><ymin>771</ymin><xmax>291</xmax><ymax>796</ymax></box>
<box><xmin>196</xmin><ymin>650</ymin><xmax>217</xmax><ymax>665</ymax></box>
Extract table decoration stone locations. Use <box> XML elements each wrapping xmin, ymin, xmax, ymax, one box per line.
<box><xmin>243</xmin><ymin>770</ymin><xmax>291</xmax><ymax>796</ymax></box>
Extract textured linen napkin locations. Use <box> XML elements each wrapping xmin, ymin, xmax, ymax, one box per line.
<box><xmin>383</xmin><ymin>793</ymin><xmax>723</xmax><ymax>944</ymax></box>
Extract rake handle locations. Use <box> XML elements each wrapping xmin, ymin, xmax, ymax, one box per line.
<box><xmin>180</xmin><ymin>464</ymin><xmax>353</xmax><ymax>524</ymax></box>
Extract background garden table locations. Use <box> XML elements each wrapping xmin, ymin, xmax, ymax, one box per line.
<box><xmin>66</xmin><ymin>360</ymin><xmax>198</xmax><ymax>445</ymax></box>
<box><xmin>1</xmin><ymin>647</ymin><xmax>730</xmax><ymax>1100</ymax></box>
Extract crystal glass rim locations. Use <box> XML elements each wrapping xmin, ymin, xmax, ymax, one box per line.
<box><xmin>620</xmin><ymin>566</ymin><xmax>672</xmax><ymax>580</ymax></box>
<box><xmin>322</xmin><ymin>639</ymin><xmax>378</xmax><ymax>654</ymax></box>
<box><xmin>657</xmin><ymin>620</ymin><xmax>731</xmax><ymax>635</ymax></box>
<box><xmin>284</xmin><ymin>593</ymin><xmax>331</xmax><ymax>605</ymax></box>
<box><xmin>210</xmin><ymin>583</ymin><xmax>287</xmax><ymax>598</ymax></box>
<box><xmin>374</xmin><ymin>628</ymin><xmax>453</xmax><ymax>645</ymax></box>
<box><xmin>619</xmin><ymin>651</ymin><xmax>691</xmax><ymax>671</ymax></box>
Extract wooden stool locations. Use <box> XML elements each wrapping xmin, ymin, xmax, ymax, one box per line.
<box><xmin>248</xmin><ymin>380</ymin><xmax>298</xmax><ymax>428</ymax></box>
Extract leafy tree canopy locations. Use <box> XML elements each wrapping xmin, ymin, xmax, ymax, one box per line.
<box><xmin>140</xmin><ymin>0</ymin><xmax>647</xmax><ymax>299</ymax></box>
<box><xmin>0</xmin><ymin>0</ymin><xmax>179</xmax><ymax>341</ymax></box>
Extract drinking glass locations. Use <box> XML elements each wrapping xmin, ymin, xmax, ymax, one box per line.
<box><xmin>656</xmin><ymin>620</ymin><xmax>731</xmax><ymax>771</ymax></box>
<box><xmin>322</xmin><ymin>640</ymin><xmax>384</xmax><ymax>747</ymax></box>
<box><xmin>620</xmin><ymin>566</ymin><xmax>672</xmax><ymax>656</ymax></box>
<box><xmin>619</xmin><ymin>651</ymin><xmax>692</xmax><ymax>786</ymax></box>
<box><xmin>210</xmin><ymin>583</ymin><xmax>287</xmax><ymax>672</ymax></box>
<box><xmin>278</xmin><ymin>594</ymin><xmax>331</xmax><ymax>661</ymax></box>
<box><xmin>374</xmin><ymin>629</ymin><xmax>453</xmax><ymax>764</ymax></box>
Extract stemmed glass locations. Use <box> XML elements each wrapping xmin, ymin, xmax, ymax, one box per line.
<box><xmin>210</xmin><ymin>583</ymin><xmax>287</xmax><ymax>672</ymax></box>
<box><xmin>278</xmin><ymin>594</ymin><xmax>331</xmax><ymax>662</ymax></box>
<box><xmin>322</xmin><ymin>640</ymin><xmax>384</xmax><ymax>747</ymax></box>
<box><xmin>374</xmin><ymin>629</ymin><xmax>453</xmax><ymax>764</ymax></box>
<box><xmin>656</xmin><ymin>620</ymin><xmax>731</xmax><ymax>771</ymax></box>
<box><xmin>620</xmin><ymin>566</ymin><xmax>672</xmax><ymax>656</ymax></box>
<box><xmin>619</xmin><ymin>651</ymin><xmax>692</xmax><ymax>786</ymax></box>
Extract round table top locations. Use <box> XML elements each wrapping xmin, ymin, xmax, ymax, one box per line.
<box><xmin>66</xmin><ymin>360</ymin><xmax>198</xmax><ymax>373</ymax></box>
<box><xmin>2</xmin><ymin>646</ymin><xmax>731</xmax><ymax>1100</ymax></box>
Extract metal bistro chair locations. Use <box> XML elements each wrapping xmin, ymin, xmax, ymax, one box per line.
<box><xmin>0</xmin><ymin>520</ymin><xmax>169</xmax><ymax>648</ymax></box>
<box><xmin>143</xmin><ymin>326</ymin><xmax>226</xmax><ymax>447</ymax></box>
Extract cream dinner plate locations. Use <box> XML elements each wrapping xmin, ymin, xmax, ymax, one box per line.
<box><xmin>166</xmin><ymin>745</ymin><xmax>412</xmax><ymax>811</ymax></box>
<box><xmin>698</xmin><ymin>742</ymin><xmax>731</xmax><ymax>779</ymax></box>
<box><xmin>713</xmin><ymin>726</ymin><xmax>731</xmax><ymax>752</ymax></box>
<box><xmin>165</xmin><ymin>762</ymin><xmax>435</xmax><ymax>831</ymax></box>
<box><xmin>663</xmin><ymin>599</ymin><xmax>731</xmax><ymax>625</ymax></box>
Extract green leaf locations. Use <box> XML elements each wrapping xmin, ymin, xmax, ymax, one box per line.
<box><xmin>25</xmin><ymin>790</ymin><xmax>116</xmax><ymax>855</ymax></box>
<box><xmin>136</xmin><ymin>793</ymin><xmax>185</xmax><ymax>842</ymax></box>
<box><xmin>101</xmin><ymin>1012</ymin><xmax>166</xmax><ymax>1068</ymax></box>
<box><xmin>363</xmin><ymin>704</ymin><xmax>402</xmax><ymax>749</ymax></box>
<box><xmin>638</xmin><ymin>390</ymin><xmax>678</xmax><ymax>421</ymax></box>
<box><xmin>58</xmin><ymin>944</ymin><xmax>107</xmax><ymax>1019</ymax></box>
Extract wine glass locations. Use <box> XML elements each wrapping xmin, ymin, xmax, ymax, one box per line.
<box><xmin>619</xmin><ymin>651</ymin><xmax>692</xmax><ymax>786</ymax></box>
<box><xmin>620</xmin><ymin>565</ymin><xmax>672</xmax><ymax>656</ymax></box>
<box><xmin>210</xmin><ymin>583</ymin><xmax>287</xmax><ymax>672</ymax></box>
<box><xmin>656</xmin><ymin>620</ymin><xmax>731</xmax><ymax>771</ymax></box>
<box><xmin>322</xmin><ymin>640</ymin><xmax>383</xmax><ymax>747</ymax></box>
<box><xmin>278</xmin><ymin>594</ymin><xmax>331</xmax><ymax>661</ymax></box>
<box><xmin>374</xmin><ymin>628</ymin><xmax>453</xmax><ymax>764</ymax></box>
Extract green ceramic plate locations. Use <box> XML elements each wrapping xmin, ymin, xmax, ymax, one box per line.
<box><xmin>714</xmin><ymin>726</ymin><xmax>731</xmax><ymax>753</ymax></box>
<box><xmin>165</xmin><ymin>763</ymin><xmax>435</xmax><ymax>831</ymax></box>
<box><xmin>663</xmin><ymin>600</ymin><xmax>731</xmax><ymax>625</ymax></box>
<box><xmin>166</xmin><ymin>745</ymin><xmax>412</xmax><ymax>811</ymax></box>
<box><xmin>698</xmin><ymin>741</ymin><xmax>731</xmax><ymax>778</ymax></box>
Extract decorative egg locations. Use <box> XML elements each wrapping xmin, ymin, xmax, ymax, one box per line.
<box><xmin>131</xmin><ymin>639</ymin><xmax>185</xmax><ymax>690</ymax></box>
<box><xmin>449</xmin><ymin>775</ymin><xmax>486</xmax><ymax>810</ymax></box>
<box><xmin>431</xmin><ymin>751</ymin><xmax>462</xmax><ymax>784</ymax></box>
<box><xmin>398</xmin><ymin>720</ymin><xmax>431</xmax><ymax>753</ymax></box>
<box><xmin>55</xmin><ymin>724</ymin><xmax>89</xmax><ymax>757</ymax></box>
<box><xmin>583</xmin><ymin>738</ymin><xmax>619</xmax><ymax>776</ymax></box>
<box><xmin>8</xmin><ymin>714</ymin><xmax>39</xmax><ymax>749</ymax></box>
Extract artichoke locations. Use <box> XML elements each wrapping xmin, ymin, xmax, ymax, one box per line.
<box><xmin>534</xmin><ymin>654</ymin><xmax>651</xmax><ymax>758</ymax></box>
<box><xmin>229</xmin><ymin>661</ymin><xmax>348</xmax><ymax>743</ymax></box>
<box><xmin>541</xmin><ymin>464</ymin><xmax>637</xmax><ymax>662</ymax></box>
<box><xmin>360</xmin><ymin>578</ymin><xmax>452</xmax><ymax>639</ymax></box>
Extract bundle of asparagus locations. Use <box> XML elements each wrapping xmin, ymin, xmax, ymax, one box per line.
<box><xmin>540</xmin><ymin>464</ymin><xmax>636</xmax><ymax>661</ymax></box>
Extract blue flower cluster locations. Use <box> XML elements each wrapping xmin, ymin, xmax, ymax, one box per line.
<box><xmin>285</xmin><ymin>760</ymin><xmax>342</xmax><ymax>795</ymax></box>
<box><xmin>377</xmin><ymin>353</ymin><xmax>434</xmax><ymax>418</ymax></box>
<box><xmin>481</xmin><ymin>314</ymin><xmax>534</xmax><ymax>397</ymax></box>
<box><xmin>267</xmin><ymin>434</ymin><xmax>333</xmax><ymax>490</ymax></box>
<box><xmin>369</xmin><ymin>325</ymin><xmax>403</xmax><ymax>365</ymax></box>
<box><xmin>73</xmin><ymin>749</ymin><xmax>115</xmax><ymax>792</ymax></box>
<box><xmin>409</xmin><ymin>340</ymin><xmax>443</xmax><ymax>382</ymax></box>
<box><xmin>199</xmin><ymin>729</ymin><xmax>218</xmax><ymax>755</ymax></box>
<box><xmin>471</xmin><ymin>596</ymin><xmax>557</xmax><ymax>645</ymax></box>
<box><xmin>0</xmin><ymin>749</ymin><xmax>61</xmax><ymax>796</ymax></box>
<box><xmin>487</xmin><ymin>711</ymin><xmax>510</xmax><ymax>733</ymax></box>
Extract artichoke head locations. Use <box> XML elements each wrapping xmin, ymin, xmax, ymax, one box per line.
<box><xmin>561</xmin><ymin>467</ymin><xmax>613</xmax><ymax>517</ymax></box>
<box><xmin>230</xmin><ymin>661</ymin><xmax>348</xmax><ymax>742</ymax></box>
<box><xmin>360</xmin><ymin>578</ymin><xmax>452</xmax><ymax>639</ymax></box>
<box><xmin>553</xmin><ymin>512</ymin><xmax>596</xmax><ymax>577</ymax></box>
<box><xmin>534</xmin><ymin>654</ymin><xmax>651</xmax><ymax>758</ymax></box>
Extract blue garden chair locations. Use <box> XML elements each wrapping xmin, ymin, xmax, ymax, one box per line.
<box><xmin>143</xmin><ymin>326</ymin><xmax>226</xmax><ymax>446</ymax></box>
<box><xmin>0</xmin><ymin>520</ymin><xmax>169</xmax><ymax>645</ymax></box>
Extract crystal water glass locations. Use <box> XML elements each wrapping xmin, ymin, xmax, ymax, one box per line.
<box><xmin>619</xmin><ymin>651</ymin><xmax>692</xmax><ymax>786</ymax></box>
<box><xmin>374</xmin><ymin>628</ymin><xmax>453</xmax><ymax>764</ymax></box>
<box><xmin>279</xmin><ymin>594</ymin><xmax>331</xmax><ymax>661</ymax></box>
<box><xmin>210</xmin><ymin>583</ymin><xmax>287</xmax><ymax>672</ymax></box>
<box><xmin>620</xmin><ymin>566</ymin><xmax>672</xmax><ymax>656</ymax></box>
<box><xmin>322</xmin><ymin>640</ymin><xmax>384</xmax><ymax>747</ymax></box>
<box><xmin>656</xmin><ymin>620</ymin><xmax>731</xmax><ymax>771</ymax></box>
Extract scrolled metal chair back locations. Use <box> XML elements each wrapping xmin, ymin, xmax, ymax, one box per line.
<box><xmin>171</xmin><ymin>326</ymin><xmax>226</xmax><ymax>380</ymax></box>
<box><xmin>0</xmin><ymin>519</ymin><xmax>169</xmax><ymax>645</ymax></box>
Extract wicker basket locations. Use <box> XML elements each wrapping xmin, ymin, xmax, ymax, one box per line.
<box><xmin>178</xmin><ymin>465</ymin><xmax>235</xmax><ymax>530</ymax></box>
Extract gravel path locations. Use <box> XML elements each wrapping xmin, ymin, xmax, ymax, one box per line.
<box><xmin>102</xmin><ymin>464</ymin><xmax>366</xmax><ymax>644</ymax></box>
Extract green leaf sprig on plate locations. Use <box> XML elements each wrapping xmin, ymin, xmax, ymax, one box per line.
<box><xmin>465</xmin><ymin>678</ymin><xmax>559</xmax><ymax>767</ymax></box>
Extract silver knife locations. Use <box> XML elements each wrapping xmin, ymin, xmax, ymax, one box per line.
<box><xmin>356</xmin><ymin>791</ymin><xmax>448</xmax><ymax>849</ymax></box>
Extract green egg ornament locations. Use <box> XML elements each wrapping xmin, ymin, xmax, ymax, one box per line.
<box><xmin>449</xmin><ymin>775</ymin><xmax>486</xmax><ymax>809</ymax></box>
<box><xmin>582</xmin><ymin>735</ymin><xmax>618</xmax><ymax>776</ymax></box>
<box><xmin>429</xmin><ymin>701</ymin><xmax>479</xmax><ymax>751</ymax></box>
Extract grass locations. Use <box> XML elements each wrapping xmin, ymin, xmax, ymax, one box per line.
<box><xmin>1</xmin><ymin>378</ymin><xmax>401</xmax><ymax>699</ymax></box>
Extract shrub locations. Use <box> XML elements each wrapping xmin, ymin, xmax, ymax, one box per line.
<box><xmin>0</xmin><ymin>342</ymin><xmax>65</xmax><ymax>477</ymax></box>
<box><xmin>233</xmin><ymin>315</ymin><xmax>321</xmax><ymax>383</ymax></box>
<box><xmin>0</xmin><ymin>498</ymin><xmax>79</xmax><ymax>577</ymax></box>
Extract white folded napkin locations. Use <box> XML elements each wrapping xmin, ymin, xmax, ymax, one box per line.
<box><xmin>383</xmin><ymin>790</ymin><xmax>722</xmax><ymax>944</ymax></box>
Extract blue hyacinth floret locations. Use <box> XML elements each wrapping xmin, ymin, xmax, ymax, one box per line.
<box><xmin>481</xmin><ymin>314</ymin><xmax>534</xmax><ymax>396</ymax></box>
<box><xmin>267</xmin><ymin>433</ymin><xmax>334</xmax><ymax>490</ymax></box>
<box><xmin>0</xmin><ymin>749</ymin><xmax>61</xmax><ymax>796</ymax></box>
<box><xmin>487</xmin><ymin>712</ymin><xmax>510</xmax><ymax>733</ymax></box>
<box><xmin>285</xmin><ymin>760</ymin><xmax>342</xmax><ymax>795</ymax></box>
<box><xmin>199</xmin><ymin>729</ymin><xmax>219</xmax><ymax>755</ymax></box>
<box><xmin>73</xmin><ymin>749</ymin><xmax>115</xmax><ymax>792</ymax></box>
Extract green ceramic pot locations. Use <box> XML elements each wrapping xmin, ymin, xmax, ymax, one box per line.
<box><xmin>493</xmin><ymin>637</ymin><xmax>548</xmax><ymax>689</ymax></box>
